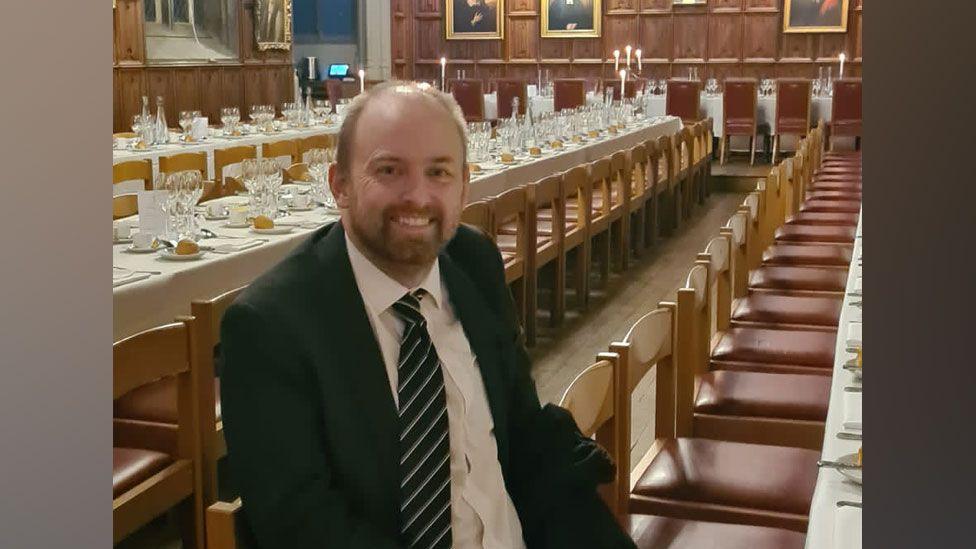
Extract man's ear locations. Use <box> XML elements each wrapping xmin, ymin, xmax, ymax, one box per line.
<box><xmin>329</xmin><ymin>163</ymin><xmax>351</xmax><ymax>208</ymax></box>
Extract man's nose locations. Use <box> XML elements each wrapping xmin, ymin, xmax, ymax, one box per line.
<box><xmin>400</xmin><ymin>168</ymin><xmax>434</xmax><ymax>206</ymax></box>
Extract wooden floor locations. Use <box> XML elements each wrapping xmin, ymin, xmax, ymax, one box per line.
<box><xmin>118</xmin><ymin>190</ymin><xmax>745</xmax><ymax>548</ymax></box>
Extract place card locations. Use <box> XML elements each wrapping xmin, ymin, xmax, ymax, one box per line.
<box><xmin>191</xmin><ymin>117</ymin><xmax>209</xmax><ymax>140</ymax></box>
<box><xmin>136</xmin><ymin>190</ymin><xmax>168</xmax><ymax>236</ymax></box>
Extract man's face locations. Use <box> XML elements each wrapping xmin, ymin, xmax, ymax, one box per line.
<box><xmin>331</xmin><ymin>92</ymin><xmax>469</xmax><ymax>270</ymax></box>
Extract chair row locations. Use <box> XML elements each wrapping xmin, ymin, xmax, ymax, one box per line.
<box><xmin>460</xmin><ymin>120</ymin><xmax>714</xmax><ymax>346</ymax></box>
<box><xmin>556</xmin><ymin>124</ymin><xmax>860</xmax><ymax>547</ymax></box>
<box><xmin>112</xmin><ymin>134</ymin><xmax>335</xmax><ymax>219</ymax></box>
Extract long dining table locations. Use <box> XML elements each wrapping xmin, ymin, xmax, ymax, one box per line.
<box><xmin>805</xmin><ymin>212</ymin><xmax>863</xmax><ymax>548</ymax></box>
<box><xmin>112</xmin><ymin>115</ymin><xmax>684</xmax><ymax>341</ymax></box>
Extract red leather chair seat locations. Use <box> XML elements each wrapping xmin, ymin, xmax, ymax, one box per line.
<box><xmin>710</xmin><ymin>326</ymin><xmax>837</xmax><ymax>373</ymax></box>
<box><xmin>824</xmin><ymin>151</ymin><xmax>860</xmax><ymax>159</ymax></box>
<box><xmin>806</xmin><ymin>190</ymin><xmax>861</xmax><ymax>201</ymax></box>
<box><xmin>630</xmin><ymin>438</ymin><xmax>818</xmax><ymax>531</ymax></box>
<box><xmin>113</xmin><ymin>447</ymin><xmax>173</xmax><ymax>498</ymax></box>
<box><xmin>774</xmin><ymin>224</ymin><xmax>856</xmax><ymax>244</ymax></box>
<box><xmin>731</xmin><ymin>293</ymin><xmax>842</xmax><ymax>328</ymax></box>
<box><xmin>496</xmin><ymin>233</ymin><xmax>551</xmax><ymax>251</ymax></box>
<box><xmin>785</xmin><ymin>212</ymin><xmax>859</xmax><ymax>226</ymax></box>
<box><xmin>763</xmin><ymin>243</ymin><xmax>853</xmax><ymax>266</ymax></box>
<box><xmin>777</xmin><ymin>118</ymin><xmax>808</xmax><ymax>134</ymax></box>
<box><xmin>627</xmin><ymin>514</ymin><xmax>806</xmax><ymax>549</ymax></box>
<box><xmin>818</xmin><ymin>166</ymin><xmax>861</xmax><ymax>175</ymax></box>
<box><xmin>749</xmin><ymin>265</ymin><xmax>849</xmax><ymax>293</ymax></box>
<box><xmin>799</xmin><ymin>199</ymin><xmax>861</xmax><ymax>214</ymax></box>
<box><xmin>807</xmin><ymin>181</ymin><xmax>861</xmax><ymax>192</ymax></box>
<box><xmin>695</xmin><ymin>370</ymin><xmax>830</xmax><ymax>421</ymax></box>
<box><xmin>812</xmin><ymin>175</ymin><xmax>861</xmax><ymax>185</ymax></box>
<box><xmin>115</xmin><ymin>377</ymin><xmax>221</xmax><ymax>424</ymax></box>
<box><xmin>725</xmin><ymin>117</ymin><xmax>756</xmax><ymax>135</ymax></box>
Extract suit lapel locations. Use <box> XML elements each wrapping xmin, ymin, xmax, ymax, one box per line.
<box><xmin>439</xmin><ymin>253</ymin><xmax>511</xmax><ymax>471</ymax></box>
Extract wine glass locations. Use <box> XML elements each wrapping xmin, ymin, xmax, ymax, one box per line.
<box><xmin>179</xmin><ymin>111</ymin><xmax>194</xmax><ymax>141</ymax></box>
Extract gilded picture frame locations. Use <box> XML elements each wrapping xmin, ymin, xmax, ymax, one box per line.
<box><xmin>541</xmin><ymin>0</ymin><xmax>602</xmax><ymax>39</ymax></box>
<box><xmin>446</xmin><ymin>0</ymin><xmax>505</xmax><ymax>40</ymax></box>
<box><xmin>783</xmin><ymin>0</ymin><xmax>849</xmax><ymax>34</ymax></box>
<box><xmin>255</xmin><ymin>0</ymin><xmax>293</xmax><ymax>51</ymax></box>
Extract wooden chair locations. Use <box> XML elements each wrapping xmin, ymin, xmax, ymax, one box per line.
<box><xmin>189</xmin><ymin>287</ymin><xmax>247</xmax><ymax>509</ymax></box>
<box><xmin>448</xmin><ymin>79</ymin><xmax>486</xmax><ymax>122</ymax></box>
<box><xmin>114</xmin><ymin>194</ymin><xmax>139</xmax><ymax>220</ymax></box>
<box><xmin>462</xmin><ymin>200</ymin><xmax>493</xmax><ymax>240</ymax></box>
<box><xmin>828</xmin><ymin>78</ymin><xmax>862</xmax><ymax>150</ymax></box>
<box><xmin>613</xmin><ymin>272</ymin><xmax>820</xmax><ymax>532</ymax></box>
<box><xmin>213</xmin><ymin>146</ymin><xmax>256</xmax><ymax>198</ymax></box>
<box><xmin>495</xmin><ymin>78</ymin><xmax>528</xmax><ymax>119</ymax></box>
<box><xmin>114</xmin><ymin>159</ymin><xmax>153</xmax><ymax>190</ymax></box>
<box><xmin>325</xmin><ymin>79</ymin><xmax>343</xmax><ymax>113</ymax></box>
<box><xmin>491</xmin><ymin>186</ymin><xmax>529</xmax><ymax>329</ymax></box>
<box><xmin>587</xmin><ymin>157</ymin><xmax>624</xmax><ymax>287</ymax></box>
<box><xmin>113</xmin><ymin>320</ymin><xmax>204</xmax><ymax>548</ymax></box>
<box><xmin>721</xmin><ymin>78</ymin><xmax>759</xmax><ymax>165</ymax></box>
<box><xmin>653</xmin><ymin>133</ymin><xmax>679</xmax><ymax>236</ymax></box>
<box><xmin>676</xmin><ymin>126</ymin><xmax>696</xmax><ymax>220</ymax></box>
<box><xmin>262</xmin><ymin>139</ymin><xmax>301</xmax><ymax>167</ymax></box>
<box><xmin>114</xmin><ymin>131</ymin><xmax>138</xmax><ymax>139</ymax></box>
<box><xmin>159</xmin><ymin>152</ymin><xmax>220</xmax><ymax>202</ymax></box>
<box><xmin>284</xmin><ymin>162</ymin><xmax>311</xmax><ymax>183</ymax></box>
<box><xmin>299</xmin><ymin>134</ymin><xmax>335</xmax><ymax>158</ymax></box>
<box><xmin>553</xmin><ymin>78</ymin><xmax>587</xmax><ymax>111</ymax></box>
<box><xmin>626</xmin><ymin>144</ymin><xmax>650</xmax><ymax>257</ymax></box>
<box><xmin>223</xmin><ymin>176</ymin><xmax>246</xmax><ymax>196</ymax></box>
<box><xmin>542</xmin><ymin>166</ymin><xmax>591</xmax><ymax>313</ymax></box>
<box><xmin>666</xmin><ymin>79</ymin><xmax>702</xmax><ymax>124</ymax></box>
<box><xmin>772</xmin><ymin>78</ymin><xmax>812</xmax><ymax>164</ymax></box>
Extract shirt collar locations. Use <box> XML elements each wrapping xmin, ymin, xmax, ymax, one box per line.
<box><xmin>345</xmin><ymin>231</ymin><xmax>443</xmax><ymax>314</ymax></box>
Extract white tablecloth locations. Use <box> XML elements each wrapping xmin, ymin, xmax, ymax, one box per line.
<box><xmin>112</xmin><ymin>123</ymin><xmax>342</xmax><ymax>195</ymax></box>
<box><xmin>805</xmin><ymin>212</ymin><xmax>863</xmax><ymax>548</ymax></box>
<box><xmin>113</xmin><ymin>116</ymin><xmax>684</xmax><ymax>340</ymax></box>
<box><xmin>483</xmin><ymin>92</ymin><xmax>605</xmax><ymax>121</ymax></box>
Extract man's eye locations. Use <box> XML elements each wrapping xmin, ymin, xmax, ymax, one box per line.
<box><xmin>376</xmin><ymin>165</ymin><xmax>397</xmax><ymax>175</ymax></box>
<box><xmin>428</xmin><ymin>167</ymin><xmax>451</xmax><ymax>177</ymax></box>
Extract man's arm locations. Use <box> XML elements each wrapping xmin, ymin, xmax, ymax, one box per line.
<box><xmin>220</xmin><ymin>301</ymin><xmax>401</xmax><ymax>549</ymax></box>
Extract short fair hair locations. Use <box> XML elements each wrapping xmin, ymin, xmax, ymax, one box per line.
<box><xmin>334</xmin><ymin>80</ymin><xmax>469</xmax><ymax>178</ymax></box>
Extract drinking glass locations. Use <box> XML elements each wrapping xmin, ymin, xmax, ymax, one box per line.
<box><xmin>179</xmin><ymin>111</ymin><xmax>194</xmax><ymax>140</ymax></box>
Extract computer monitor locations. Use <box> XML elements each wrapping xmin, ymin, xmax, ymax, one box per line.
<box><xmin>328</xmin><ymin>64</ymin><xmax>350</xmax><ymax>79</ymax></box>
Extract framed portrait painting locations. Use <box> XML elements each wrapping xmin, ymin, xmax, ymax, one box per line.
<box><xmin>541</xmin><ymin>0</ymin><xmax>602</xmax><ymax>39</ymax></box>
<box><xmin>446</xmin><ymin>0</ymin><xmax>504</xmax><ymax>40</ymax></box>
<box><xmin>783</xmin><ymin>0</ymin><xmax>849</xmax><ymax>33</ymax></box>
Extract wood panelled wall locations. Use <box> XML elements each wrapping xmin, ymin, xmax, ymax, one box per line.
<box><xmin>392</xmin><ymin>0</ymin><xmax>862</xmax><ymax>84</ymax></box>
<box><xmin>113</xmin><ymin>0</ymin><xmax>295</xmax><ymax>132</ymax></box>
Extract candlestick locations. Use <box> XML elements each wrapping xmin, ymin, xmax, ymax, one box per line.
<box><xmin>635</xmin><ymin>49</ymin><xmax>642</xmax><ymax>72</ymax></box>
<box><xmin>358</xmin><ymin>69</ymin><xmax>365</xmax><ymax>94</ymax></box>
<box><xmin>308</xmin><ymin>57</ymin><xmax>316</xmax><ymax>81</ymax></box>
<box><xmin>839</xmin><ymin>52</ymin><xmax>846</xmax><ymax>79</ymax></box>
<box><xmin>613</xmin><ymin>49</ymin><xmax>620</xmax><ymax>73</ymax></box>
<box><xmin>619</xmin><ymin>69</ymin><xmax>626</xmax><ymax>101</ymax></box>
<box><xmin>625</xmin><ymin>45</ymin><xmax>632</xmax><ymax>69</ymax></box>
<box><xmin>440</xmin><ymin>57</ymin><xmax>447</xmax><ymax>92</ymax></box>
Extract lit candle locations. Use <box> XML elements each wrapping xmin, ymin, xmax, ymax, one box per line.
<box><xmin>613</xmin><ymin>49</ymin><xmax>620</xmax><ymax>73</ymax></box>
<box><xmin>625</xmin><ymin>45</ymin><xmax>632</xmax><ymax>69</ymax></box>
<box><xmin>619</xmin><ymin>69</ymin><xmax>626</xmax><ymax>100</ymax></box>
<box><xmin>440</xmin><ymin>57</ymin><xmax>447</xmax><ymax>91</ymax></box>
<box><xmin>838</xmin><ymin>52</ymin><xmax>846</xmax><ymax>79</ymax></box>
<box><xmin>358</xmin><ymin>68</ymin><xmax>365</xmax><ymax>94</ymax></box>
<box><xmin>635</xmin><ymin>48</ymin><xmax>642</xmax><ymax>72</ymax></box>
<box><xmin>308</xmin><ymin>57</ymin><xmax>316</xmax><ymax>81</ymax></box>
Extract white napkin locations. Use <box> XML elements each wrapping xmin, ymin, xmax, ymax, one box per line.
<box><xmin>527</xmin><ymin>84</ymin><xmax>537</xmax><ymax>97</ymax></box>
<box><xmin>113</xmin><ymin>272</ymin><xmax>152</xmax><ymax>288</ymax></box>
<box><xmin>851</xmin><ymin>276</ymin><xmax>862</xmax><ymax>295</ymax></box>
<box><xmin>203</xmin><ymin>238</ymin><xmax>265</xmax><ymax>253</ymax></box>
<box><xmin>847</xmin><ymin>322</ymin><xmax>861</xmax><ymax>348</ymax></box>
<box><xmin>833</xmin><ymin>506</ymin><xmax>862</xmax><ymax>549</ymax></box>
<box><xmin>843</xmin><ymin>391</ymin><xmax>862</xmax><ymax>431</ymax></box>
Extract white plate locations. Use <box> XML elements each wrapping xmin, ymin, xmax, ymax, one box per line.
<box><xmin>113</xmin><ymin>237</ymin><xmax>133</xmax><ymax>245</ymax></box>
<box><xmin>288</xmin><ymin>206</ymin><xmax>314</xmax><ymax>212</ymax></box>
<box><xmin>223</xmin><ymin>221</ymin><xmax>251</xmax><ymax>229</ymax></box>
<box><xmin>157</xmin><ymin>248</ymin><xmax>206</xmax><ymax>261</ymax></box>
<box><xmin>250</xmin><ymin>226</ymin><xmax>295</xmax><ymax>235</ymax></box>
<box><xmin>124</xmin><ymin>245</ymin><xmax>159</xmax><ymax>254</ymax></box>
<box><xmin>836</xmin><ymin>452</ymin><xmax>862</xmax><ymax>485</ymax></box>
<box><xmin>204</xmin><ymin>214</ymin><xmax>229</xmax><ymax>221</ymax></box>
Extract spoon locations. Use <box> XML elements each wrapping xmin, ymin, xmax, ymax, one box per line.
<box><xmin>836</xmin><ymin>500</ymin><xmax>862</xmax><ymax>509</ymax></box>
<box><xmin>818</xmin><ymin>460</ymin><xmax>861</xmax><ymax>471</ymax></box>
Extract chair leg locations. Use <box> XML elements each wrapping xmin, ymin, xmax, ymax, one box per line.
<box><xmin>553</xmin><ymin>252</ymin><xmax>566</xmax><ymax>326</ymax></box>
<box><xmin>719</xmin><ymin>136</ymin><xmax>727</xmax><ymax>165</ymax></box>
<box><xmin>633</xmin><ymin>206</ymin><xmax>646</xmax><ymax>257</ymax></box>
<box><xmin>646</xmin><ymin>192</ymin><xmax>658</xmax><ymax>248</ymax></box>
<box><xmin>618</xmin><ymin>214</ymin><xmax>629</xmax><ymax>271</ymax></box>
<box><xmin>749</xmin><ymin>134</ymin><xmax>757</xmax><ymax>166</ymax></box>
<box><xmin>577</xmin><ymin>243</ymin><xmax>589</xmax><ymax>311</ymax></box>
<box><xmin>771</xmin><ymin>134</ymin><xmax>779</xmax><ymax>165</ymax></box>
<box><xmin>525</xmin><ymin>267</ymin><xmax>537</xmax><ymax>347</ymax></box>
<box><xmin>177</xmin><ymin>492</ymin><xmax>204</xmax><ymax>549</ymax></box>
<box><xmin>599</xmin><ymin>232</ymin><xmax>611</xmax><ymax>285</ymax></box>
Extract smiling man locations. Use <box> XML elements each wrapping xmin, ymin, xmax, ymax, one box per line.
<box><xmin>219</xmin><ymin>81</ymin><xmax>634</xmax><ymax>549</ymax></box>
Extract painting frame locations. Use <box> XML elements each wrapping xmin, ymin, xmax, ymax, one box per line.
<box><xmin>445</xmin><ymin>0</ymin><xmax>505</xmax><ymax>41</ymax></box>
<box><xmin>255</xmin><ymin>0</ymin><xmax>293</xmax><ymax>51</ymax></box>
<box><xmin>783</xmin><ymin>0</ymin><xmax>850</xmax><ymax>34</ymax></box>
<box><xmin>541</xmin><ymin>0</ymin><xmax>602</xmax><ymax>39</ymax></box>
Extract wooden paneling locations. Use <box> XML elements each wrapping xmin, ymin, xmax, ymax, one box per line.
<box><xmin>743</xmin><ymin>13</ymin><xmax>779</xmax><ymax>60</ymax></box>
<box><xmin>707</xmin><ymin>13</ymin><xmax>742</xmax><ymax>61</ymax></box>
<box><xmin>508</xmin><ymin>17</ymin><xmax>538</xmax><ymax>60</ymax></box>
<box><xmin>113</xmin><ymin>0</ymin><xmax>295</xmax><ymax>131</ymax></box>
<box><xmin>640</xmin><ymin>15</ymin><xmax>673</xmax><ymax>60</ymax></box>
<box><xmin>673</xmin><ymin>14</ymin><xmax>708</xmax><ymax>60</ymax></box>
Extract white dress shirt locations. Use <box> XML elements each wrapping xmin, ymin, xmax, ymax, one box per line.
<box><xmin>345</xmin><ymin>234</ymin><xmax>526</xmax><ymax>549</ymax></box>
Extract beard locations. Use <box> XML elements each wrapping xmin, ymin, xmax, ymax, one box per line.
<box><xmin>347</xmin><ymin>203</ymin><xmax>456</xmax><ymax>268</ymax></box>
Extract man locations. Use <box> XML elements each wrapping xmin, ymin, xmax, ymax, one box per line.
<box><xmin>220</xmin><ymin>81</ymin><xmax>634</xmax><ymax>548</ymax></box>
<box><xmin>547</xmin><ymin>0</ymin><xmax>594</xmax><ymax>32</ymax></box>
<box><xmin>453</xmin><ymin>0</ymin><xmax>498</xmax><ymax>34</ymax></box>
<box><xmin>788</xmin><ymin>0</ymin><xmax>844</xmax><ymax>28</ymax></box>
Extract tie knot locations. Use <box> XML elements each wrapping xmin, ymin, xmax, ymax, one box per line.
<box><xmin>391</xmin><ymin>290</ymin><xmax>425</xmax><ymax>325</ymax></box>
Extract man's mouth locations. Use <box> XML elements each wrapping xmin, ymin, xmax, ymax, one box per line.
<box><xmin>392</xmin><ymin>214</ymin><xmax>434</xmax><ymax>228</ymax></box>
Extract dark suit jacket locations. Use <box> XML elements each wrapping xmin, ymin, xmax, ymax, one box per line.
<box><xmin>220</xmin><ymin>222</ymin><xmax>635</xmax><ymax>549</ymax></box>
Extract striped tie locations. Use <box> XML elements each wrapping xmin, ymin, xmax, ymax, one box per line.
<box><xmin>390</xmin><ymin>291</ymin><xmax>452</xmax><ymax>549</ymax></box>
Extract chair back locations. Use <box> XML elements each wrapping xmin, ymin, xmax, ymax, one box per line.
<box><xmin>461</xmin><ymin>200</ymin><xmax>493</xmax><ymax>240</ymax></box>
<box><xmin>721</xmin><ymin>212</ymin><xmax>749</xmax><ymax>298</ymax></box>
<box><xmin>562</xmin><ymin>165</ymin><xmax>591</xmax><ymax>236</ymax></box>
<box><xmin>741</xmin><ymin>191</ymin><xmax>762</xmax><ymax>269</ymax></box>
<box><xmin>588</xmin><ymin>157</ymin><xmax>614</xmax><ymax>222</ymax></box>
<box><xmin>831</xmin><ymin>78</ymin><xmax>862</xmax><ymax>137</ymax></box>
<box><xmin>666</xmin><ymin>79</ymin><xmax>701</xmax><ymax>123</ymax></box>
<box><xmin>299</xmin><ymin>134</ymin><xmax>335</xmax><ymax>159</ymax></box>
<box><xmin>114</xmin><ymin>160</ymin><xmax>153</xmax><ymax>191</ymax></box>
<box><xmin>629</xmin><ymin>144</ymin><xmax>648</xmax><ymax>198</ymax></box>
<box><xmin>492</xmin><ymin>186</ymin><xmax>528</xmax><ymax>282</ymax></box>
<box><xmin>496</xmin><ymin>79</ymin><xmax>528</xmax><ymax>118</ymax></box>
<box><xmin>656</xmin><ymin>134</ymin><xmax>673</xmax><ymax>189</ymax></box>
<box><xmin>159</xmin><ymin>152</ymin><xmax>206</xmax><ymax>178</ymax></box>
<box><xmin>284</xmin><ymin>163</ymin><xmax>310</xmax><ymax>183</ymax></box>
<box><xmin>449</xmin><ymin>79</ymin><xmax>486</xmax><ymax>122</ymax></box>
<box><xmin>675</xmin><ymin>263</ymin><xmax>709</xmax><ymax>431</ymax></box>
<box><xmin>603</xmin><ymin>78</ymin><xmax>637</xmax><ymax>100</ymax></box>
<box><xmin>262</xmin><ymin>139</ymin><xmax>301</xmax><ymax>168</ymax></box>
<box><xmin>697</xmin><ymin>235</ymin><xmax>732</xmax><ymax>336</ymax></box>
<box><xmin>214</xmin><ymin>146</ymin><xmax>256</xmax><ymax>196</ymax></box>
<box><xmin>775</xmin><ymin>78</ymin><xmax>812</xmax><ymax>135</ymax></box>
<box><xmin>532</xmin><ymin>174</ymin><xmax>564</xmax><ymax>247</ymax></box>
<box><xmin>553</xmin><ymin>78</ymin><xmax>586</xmax><ymax>111</ymax></box>
<box><xmin>610</xmin><ymin>150</ymin><xmax>632</xmax><ymax>213</ymax></box>
<box><xmin>325</xmin><ymin>79</ymin><xmax>343</xmax><ymax>113</ymax></box>
<box><xmin>113</xmin><ymin>194</ymin><xmax>139</xmax><ymax>220</ymax></box>
<box><xmin>723</xmin><ymin>78</ymin><xmax>758</xmax><ymax>137</ymax></box>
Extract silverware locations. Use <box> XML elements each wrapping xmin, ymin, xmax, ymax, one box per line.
<box><xmin>818</xmin><ymin>459</ymin><xmax>862</xmax><ymax>471</ymax></box>
<box><xmin>846</xmin><ymin>346</ymin><xmax>862</xmax><ymax>353</ymax></box>
<box><xmin>844</xmin><ymin>385</ymin><xmax>862</xmax><ymax>393</ymax></box>
<box><xmin>849</xmin><ymin>301</ymin><xmax>863</xmax><ymax>308</ymax></box>
<box><xmin>836</xmin><ymin>500</ymin><xmax>862</xmax><ymax>509</ymax></box>
<box><xmin>153</xmin><ymin>238</ymin><xmax>176</xmax><ymax>248</ymax></box>
<box><xmin>837</xmin><ymin>431</ymin><xmax>862</xmax><ymax>441</ymax></box>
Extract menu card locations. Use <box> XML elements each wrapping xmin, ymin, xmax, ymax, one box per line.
<box><xmin>136</xmin><ymin>190</ymin><xmax>168</xmax><ymax>236</ymax></box>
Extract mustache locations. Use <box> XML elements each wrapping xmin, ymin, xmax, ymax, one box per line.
<box><xmin>384</xmin><ymin>205</ymin><xmax>442</xmax><ymax>220</ymax></box>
